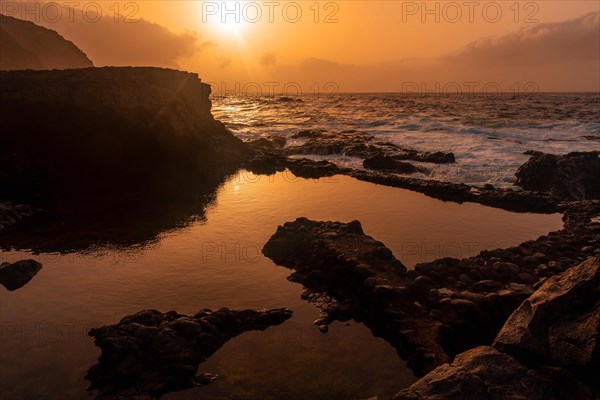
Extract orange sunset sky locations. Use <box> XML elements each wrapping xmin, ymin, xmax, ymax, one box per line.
<box><xmin>3</xmin><ymin>0</ymin><xmax>600</xmax><ymax>92</ymax></box>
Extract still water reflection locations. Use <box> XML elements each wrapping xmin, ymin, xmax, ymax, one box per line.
<box><xmin>0</xmin><ymin>171</ymin><xmax>563</xmax><ymax>399</ymax></box>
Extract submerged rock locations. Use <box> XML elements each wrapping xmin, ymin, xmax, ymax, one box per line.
<box><xmin>87</xmin><ymin>307</ymin><xmax>293</xmax><ymax>400</ymax></box>
<box><xmin>515</xmin><ymin>151</ymin><xmax>600</xmax><ymax>201</ymax></box>
<box><xmin>0</xmin><ymin>259</ymin><xmax>42</xmax><ymax>291</ymax></box>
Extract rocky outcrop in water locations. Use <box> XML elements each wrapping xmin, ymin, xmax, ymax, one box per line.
<box><xmin>0</xmin><ymin>15</ymin><xmax>93</xmax><ymax>70</ymax></box>
<box><xmin>246</xmin><ymin>138</ymin><xmax>561</xmax><ymax>214</ymax></box>
<box><xmin>0</xmin><ymin>259</ymin><xmax>42</xmax><ymax>291</ymax></box>
<box><xmin>87</xmin><ymin>307</ymin><xmax>293</xmax><ymax>400</ymax></box>
<box><xmin>515</xmin><ymin>151</ymin><xmax>600</xmax><ymax>201</ymax></box>
<box><xmin>284</xmin><ymin>130</ymin><xmax>455</xmax><ymax>167</ymax></box>
<box><xmin>245</xmin><ymin>138</ymin><xmax>341</xmax><ymax>179</ymax></box>
<box><xmin>363</xmin><ymin>154</ymin><xmax>420</xmax><ymax>174</ymax></box>
<box><xmin>263</xmin><ymin>202</ymin><xmax>600</xmax><ymax>376</ymax></box>
<box><xmin>0</xmin><ymin>67</ymin><xmax>249</xmax><ymax>201</ymax></box>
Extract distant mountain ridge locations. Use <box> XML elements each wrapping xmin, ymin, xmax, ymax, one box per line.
<box><xmin>0</xmin><ymin>14</ymin><xmax>93</xmax><ymax>70</ymax></box>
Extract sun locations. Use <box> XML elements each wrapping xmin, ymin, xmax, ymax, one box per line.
<box><xmin>217</xmin><ymin>18</ymin><xmax>243</xmax><ymax>36</ymax></box>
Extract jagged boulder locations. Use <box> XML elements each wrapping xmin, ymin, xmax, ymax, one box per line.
<box><xmin>494</xmin><ymin>257</ymin><xmax>600</xmax><ymax>379</ymax></box>
<box><xmin>515</xmin><ymin>152</ymin><xmax>600</xmax><ymax>200</ymax></box>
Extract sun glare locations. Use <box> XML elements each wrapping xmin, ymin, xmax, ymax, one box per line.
<box><xmin>217</xmin><ymin>18</ymin><xmax>243</xmax><ymax>36</ymax></box>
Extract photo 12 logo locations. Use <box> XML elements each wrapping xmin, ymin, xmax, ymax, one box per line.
<box><xmin>200</xmin><ymin>1</ymin><xmax>340</xmax><ymax>24</ymax></box>
<box><xmin>208</xmin><ymin>81</ymin><xmax>339</xmax><ymax>97</ymax></box>
<box><xmin>0</xmin><ymin>1</ymin><xmax>140</xmax><ymax>24</ymax></box>
<box><xmin>400</xmin><ymin>1</ymin><xmax>540</xmax><ymax>24</ymax></box>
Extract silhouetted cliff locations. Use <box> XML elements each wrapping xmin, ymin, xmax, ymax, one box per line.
<box><xmin>0</xmin><ymin>67</ymin><xmax>250</xmax><ymax>201</ymax></box>
<box><xmin>0</xmin><ymin>14</ymin><xmax>93</xmax><ymax>70</ymax></box>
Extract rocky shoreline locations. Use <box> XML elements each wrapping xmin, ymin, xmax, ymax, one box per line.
<box><xmin>394</xmin><ymin>256</ymin><xmax>600</xmax><ymax>400</ymax></box>
<box><xmin>246</xmin><ymin>135</ymin><xmax>599</xmax><ymax>214</ymax></box>
<box><xmin>1</xmin><ymin>68</ymin><xmax>599</xmax><ymax>399</ymax></box>
<box><xmin>262</xmin><ymin>204</ymin><xmax>600</xmax><ymax>396</ymax></box>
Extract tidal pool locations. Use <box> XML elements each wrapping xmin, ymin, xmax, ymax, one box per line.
<box><xmin>0</xmin><ymin>171</ymin><xmax>564</xmax><ymax>400</ymax></box>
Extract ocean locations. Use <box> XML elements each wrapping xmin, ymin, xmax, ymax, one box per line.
<box><xmin>213</xmin><ymin>93</ymin><xmax>600</xmax><ymax>188</ymax></box>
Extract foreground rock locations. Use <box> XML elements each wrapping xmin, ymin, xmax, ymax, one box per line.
<box><xmin>515</xmin><ymin>151</ymin><xmax>600</xmax><ymax>201</ymax></box>
<box><xmin>0</xmin><ymin>259</ymin><xmax>42</xmax><ymax>291</ymax></box>
<box><xmin>87</xmin><ymin>307</ymin><xmax>292</xmax><ymax>400</ymax></box>
<box><xmin>263</xmin><ymin>204</ymin><xmax>600</xmax><ymax>375</ymax></box>
<box><xmin>494</xmin><ymin>256</ymin><xmax>600</xmax><ymax>384</ymax></box>
<box><xmin>392</xmin><ymin>346</ymin><xmax>593</xmax><ymax>400</ymax></box>
<box><xmin>392</xmin><ymin>257</ymin><xmax>600</xmax><ymax>399</ymax></box>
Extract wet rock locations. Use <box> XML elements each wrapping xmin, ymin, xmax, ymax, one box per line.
<box><xmin>363</xmin><ymin>154</ymin><xmax>419</xmax><ymax>174</ymax></box>
<box><xmin>86</xmin><ymin>307</ymin><xmax>293</xmax><ymax>400</ymax></box>
<box><xmin>515</xmin><ymin>151</ymin><xmax>600</xmax><ymax>201</ymax></box>
<box><xmin>286</xmin><ymin>158</ymin><xmax>340</xmax><ymax>179</ymax></box>
<box><xmin>494</xmin><ymin>257</ymin><xmax>600</xmax><ymax>382</ymax></box>
<box><xmin>263</xmin><ymin>218</ymin><xmax>405</xmax><ymax>278</ymax></box>
<box><xmin>285</xmin><ymin>131</ymin><xmax>454</xmax><ymax>165</ymax></box>
<box><xmin>286</xmin><ymin>132</ymin><xmax>374</xmax><ymax>156</ymax></box>
<box><xmin>0</xmin><ymin>259</ymin><xmax>42</xmax><ymax>291</ymax></box>
<box><xmin>291</xmin><ymin>129</ymin><xmax>328</xmax><ymax>139</ymax></box>
<box><xmin>392</xmin><ymin>346</ymin><xmax>593</xmax><ymax>400</ymax></box>
<box><xmin>393</xmin><ymin>150</ymin><xmax>455</xmax><ymax>164</ymax></box>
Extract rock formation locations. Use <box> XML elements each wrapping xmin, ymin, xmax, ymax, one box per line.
<box><xmin>494</xmin><ymin>256</ymin><xmax>600</xmax><ymax>384</ymax></box>
<box><xmin>515</xmin><ymin>151</ymin><xmax>600</xmax><ymax>201</ymax></box>
<box><xmin>393</xmin><ymin>257</ymin><xmax>600</xmax><ymax>399</ymax></box>
<box><xmin>0</xmin><ymin>67</ymin><xmax>250</xmax><ymax>199</ymax></box>
<box><xmin>262</xmin><ymin>202</ymin><xmax>600</xmax><ymax>376</ymax></box>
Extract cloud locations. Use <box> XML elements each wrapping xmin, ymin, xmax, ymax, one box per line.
<box><xmin>259</xmin><ymin>52</ymin><xmax>278</xmax><ymax>67</ymax></box>
<box><xmin>219</xmin><ymin>57</ymin><xmax>232</xmax><ymax>69</ymax></box>
<box><xmin>268</xmin><ymin>12</ymin><xmax>600</xmax><ymax>92</ymax></box>
<box><xmin>446</xmin><ymin>12</ymin><xmax>600</xmax><ymax>66</ymax></box>
<box><xmin>9</xmin><ymin>2</ymin><xmax>211</xmax><ymax>68</ymax></box>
